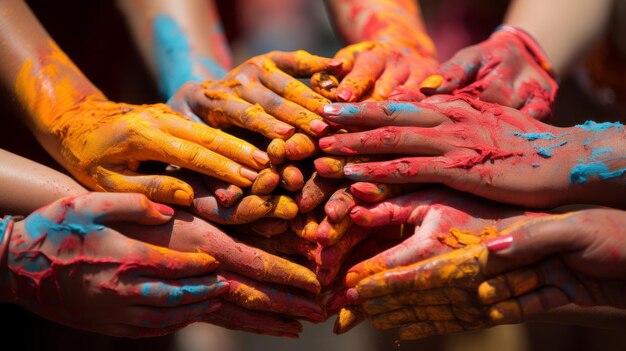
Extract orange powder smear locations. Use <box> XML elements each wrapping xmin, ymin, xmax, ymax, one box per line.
<box><xmin>438</xmin><ymin>226</ymin><xmax>498</xmax><ymax>249</ymax></box>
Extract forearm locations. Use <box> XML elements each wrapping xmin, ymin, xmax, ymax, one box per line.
<box><xmin>117</xmin><ymin>0</ymin><xmax>231</xmax><ymax>99</ymax></box>
<box><xmin>0</xmin><ymin>0</ymin><xmax>104</xmax><ymax>149</ymax></box>
<box><xmin>0</xmin><ymin>149</ymin><xmax>86</xmax><ymax>216</ymax></box>
<box><xmin>504</xmin><ymin>0</ymin><xmax>612</xmax><ymax>76</ymax></box>
<box><xmin>325</xmin><ymin>0</ymin><xmax>435</xmax><ymax>56</ymax></box>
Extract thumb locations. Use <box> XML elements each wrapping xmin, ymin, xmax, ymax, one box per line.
<box><xmin>419</xmin><ymin>49</ymin><xmax>480</xmax><ymax>95</ymax></box>
<box><xmin>69</xmin><ymin>192</ymin><xmax>175</xmax><ymax>225</ymax></box>
<box><xmin>267</xmin><ymin>50</ymin><xmax>343</xmax><ymax>77</ymax></box>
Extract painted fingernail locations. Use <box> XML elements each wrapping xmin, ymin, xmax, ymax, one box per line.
<box><xmin>337</xmin><ymin>88</ymin><xmax>353</xmax><ymax>102</ymax></box>
<box><xmin>252</xmin><ymin>150</ymin><xmax>270</xmax><ymax>166</ymax></box>
<box><xmin>419</xmin><ymin>74</ymin><xmax>444</xmax><ymax>90</ymax></box>
<box><xmin>318</xmin><ymin>136</ymin><xmax>335</xmax><ymax>150</ymax></box>
<box><xmin>174</xmin><ymin>190</ymin><xmax>193</xmax><ymax>205</ymax></box>
<box><xmin>328</xmin><ymin>59</ymin><xmax>343</xmax><ymax>67</ymax></box>
<box><xmin>343</xmin><ymin>165</ymin><xmax>354</xmax><ymax>175</ymax></box>
<box><xmin>486</xmin><ymin>235</ymin><xmax>513</xmax><ymax>252</ymax></box>
<box><xmin>154</xmin><ymin>203</ymin><xmax>175</xmax><ymax>216</ymax></box>
<box><xmin>323</xmin><ymin>104</ymin><xmax>343</xmax><ymax>116</ymax></box>
<box><xmin>310</xmin><ymin>119</ymin><xmax>329</xmax><ymax>134</ymax></box>
<box><xmin>239</xmin><ymin>167</ymin><xmax>258</xmax><ymax>181</ymax></box>
<box><xmin>346</xmin><ymin>288</ymin><xmax>359</xmax><ymax>303</ymax></box>
<box><xmin>275</xmin><ymin>123</ymin><xmax>296</xmax><ymax>137</ymax></box>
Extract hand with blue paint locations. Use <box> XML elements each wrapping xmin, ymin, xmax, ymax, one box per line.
<box><xmin>319</xmin><ymin>95</ymin><xmax>626</xmax><ymax>208</ymax></box>
<box><xmin>350</xmin><ymin>208</ymin><xmax>626</xmax><ymax>340</ymax></box>
<box><xmin>0</xmin><ymin>192</ymin><xmax>227</xmax><ymax>338</ymax></box>
<box><xmin>419</xmin><ymin>26</ymin><xmax>558</xmax><ymax>120</ymax></box>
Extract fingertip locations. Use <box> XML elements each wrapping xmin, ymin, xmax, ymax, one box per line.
<box><xmin>419</xmin><ymin>74</ymin><xmax>444</xmax><ymax>91</ymax></box>
<box><xmin>336</xmin><ymin>87</ymin><xmax>354</xmax><ymax>102</ymax></box>
<box><xmin>154</xmin><ymin>203</ymin><xmax>175</xmax><ymax>217</ymax></box>
<box><xmin>173</xmin><ymin>189</ymin><xmax>194</xmax><ymax>206</ymax></box>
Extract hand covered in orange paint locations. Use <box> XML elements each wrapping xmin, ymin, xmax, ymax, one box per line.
<box><xmin>47</xmin><ymin>99</ymin><xmax>268</xmax><ymax>206</ymax></box>
<box><xmin>420</xmin><ymin>27</ymin><xmax>558</xmax><ymax>120</ymax></box>
<box><xmin>0</xmin><ymin>192</ymin><xmax>226</xmax><ymax>338</ymax></box>
<box><xmin>168</xmin><ymin>50</ymin><xmax>340</xmax><ymax>139</ymax></box>
<box><xmin>319</xmin><ymin>96</ymin><xmax>626</xmax><ymax>209</ymax></box>
<box><xmin>121</xmin><ymin>210</ymin><xmax>324</xmax><ymax>338</ymax></box>
<box><xmin>352</xmin><ymin>209</ymin><xmax>626</xmax><ymax>340</ymax></box>
<box><xmin>333</xmin><ymin>41</ymin><xmax>437</xmax><ymax>102</ymax></box>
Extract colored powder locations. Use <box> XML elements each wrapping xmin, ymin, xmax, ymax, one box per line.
<box><xmin>575</xmin><ymin>120</ymin><xmax>624</xmax><ymax>132</ymax></box>
<box><xmin>23</xmin><ymin>212</ymin><xmax>105</xmax><ymax>249</ymax></box>
<box><xmin>340</xmin><ymin>105</ymin><xmax>362</xmax><ymax>116</ymax></box>
<box><xmin>385</xmin><ymin>102</ymin><xmax>419</xmax><ymax>114</ymax></box>
<box><xmin>512</xmin><ymin>132</ymin><xmax>558</xmax><ymax>141</ymax></box>
<box><xmin>0</xmin><ymin>216</ymin><xmax>12</xmax><ymax>245</ymax></box>
<box><xmin>590</xmin><ymin>147</ymin><xmax>612</xmax><ymax>159</ymax></box>
<box><xmin>534</xmin><ymin>141</ymin><xmax>568</xmax><ymax>158</ymax></box>
<box><xmin>569</xmin><ymin>161</ymin><xmax>626</xmax><ymax>184</ymax></box>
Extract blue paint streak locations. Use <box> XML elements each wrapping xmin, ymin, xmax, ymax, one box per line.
<box><xmin>0</xmin><ymin>216</ymin><xmax>12</xmax><ymax>246</ymax></box>
<box><xmin>339</xmin><ymin>105</ymin><xmax>361</xmax><ymax>116</ymax></box>
<box><xmin>575</xmin><ymin>120</ymin><xmax>624</xmax><ymax>132</ymax></box>
<box><xmin>531</xmin><ymin>163</ymin><xmax>540</xmax><ymax>167</ymax></box>
<box><xmin>534</xmin><ymin>141</ymin><xmax>568</xmax><ymax>158</ymax></box>
<box><xmin>385</xmin><ymin>102</ymin><xmax>419</xmax><ymax>114</ymax></box>
<box><xmin>513</xmin><ymin>132</ymin><xmax>559</xmax><ymax>141</ymax></box>
<box><xmin>569</xmin><ymin>161</ymin><xmax>626</xmax><ymax>184</ymax></box>
<box><xmin>153</xmin><ymin>15</ymin><xmax>225</xmax><ymax>99</ymax></box>
<box><xmin>590</xmin><ymin>147</ymin><xmax>612</xmax><ymax>159</ymax></box>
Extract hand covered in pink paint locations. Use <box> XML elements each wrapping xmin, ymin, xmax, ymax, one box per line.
<box><xmin>352</xmin><ymin>208</ymin><xmax>626</xmax><ymax>340</ymax></box>
<box><xmin>320</xmin><ymin>96</ymin><xmax>626</xmax><ymax>209</ymax></box>
<box><xmin>121</xmin><ymin>210</ymin><xmax>324</xmax><ymax>338</ymax></box>
<box><xmin>168</xmin><ymin>51</ymin><xmax>339</xmax><ymax>139</ymax></box>
<box><xmin>419</xmin><ymin>27</ymin><xmax>558</xmax><ymax>120</ymax></box>
<box><xmin>0</xmin><ymin>193</ymin><xmax>226</xmax><ymax>338</ymax></box>
<box><xmin>333</xmin><ymin>41</ymin><xmax>438</xmax><ymax>102</ymax></box>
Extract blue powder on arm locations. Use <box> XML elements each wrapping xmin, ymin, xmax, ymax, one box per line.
<box><xmin>575</xmin><ymin>120</ymin><xmax>624</xmax><ymax>132</ymax></box>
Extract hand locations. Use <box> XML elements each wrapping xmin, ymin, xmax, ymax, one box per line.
<box><xmin>320</xmin><ymin>96</ymin><xmax>626</xmax><ymax>208</ymax></box>
<box><xmin>168</xmin><ymin>51</ymin><xmax>339</xmax><ymax>139</ymax></box>
<box><xmin>120</xmin><ymin>210</ymin><xmax>324</xmax><ymax>337</ymax></box>
<box><xmin>46</xmin><ymin>98</ymin><xmax>269</xmax><ymax>206</ymax></box>
<box><xmin>353</xmin><ymin>209</ymin><xmax>626</xmax><ymax>340</ymax></box>
<box><xmin>333</xmin><ymin>41</ymin><xmax>437</xmax><ymax>102</ymax></box>
<box><xmin>0</xmin><ymin>193</ymin><xmax>225</xmax><ymax>338</ymax></box>
<box><xmin>419</xmin><ymin>28</ymin><xmax>557</xmax><ymax>120</ymax></box>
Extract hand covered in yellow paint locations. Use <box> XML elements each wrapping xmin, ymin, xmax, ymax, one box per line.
<box><xmin>352</xmin><ymin>209</ymin><xmax>626</xmax><ymax>340</ymax></box>
<box><xmin>333</xmin><ymin>41</ymin><xmax>437</xmax><ymax>102</ymax></box>
<box><xmin>168</xmin><ymin>50</ymin><xmax>340</xmax><ymax>139</ymax></box>
<box><xmin>47</xmin><ymin>98</ymin><xmax>269</xmax><ymax>206</ymax></box>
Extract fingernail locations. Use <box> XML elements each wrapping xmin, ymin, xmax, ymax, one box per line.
<box><xmin>239</xmin><ymin>167</ymin><xmax>258</xmax><ymax>181</ymax></box>
<box><xmin>419</xmin><ymin>74</ymin><xmax>444</xmax><ymax>90</ymax></box>
<box><xmin>328</xmin><ymin>59</ymin><xmax>343</xmax><ymax>67</ymax></box>
<box><xmin>323</xmin><ymin>104</ymin><xmax>343</xmax><ymax>117</ymax></box>
<box><xmin>346</xmin><ymin>288</ymin><xmax>359</xmax><ymax>303</ymax></box>
<box><xmin>343</xmin><ymin>165</ymin><xmax>354</xmax><ymax>175</ymax></box>
<box><xmin>345</xmin><ymin>271</ymin><xmax>359</xmax><ymax>287</ymax></box>
<box><xmin>154</xmin><ymin>203</ymin><xmax>175</xmax><ymax>216</ymax></box>
<box><xmin>485</xmin><ymin>235</ymin><xmax>513</xmax><ymax>252</ymax></box>
<box><xmin>337</xmin><ymin>88</ymin><xmax>353</xmax><ymax>102</ymax></box>
<box><xmin>174</xmin><ymin>190</ymin><xmax>193</xmax><ymax>205</ymax></box>
<box><xmin>310</xmin><ymin>119</ymin><xmax>329</xmax><ymax>134</ymax></box>
<box><xmin>252</xmin><ymin>150</ymin><xmax>270</xmax><ymax>166</ymax></box>
<box><xmin>275</xmin><ymin>124</ymin><xmax>296</xmax><ymax>137</ymax></box>
<box><xmin>318</xmin><ymin>136</ymin><xmax>335</xmax><ymax>150</ymax></box>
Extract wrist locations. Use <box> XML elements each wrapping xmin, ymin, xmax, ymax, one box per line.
<box><xmin>492</xmin><ymin>25</ymin><xmax>558</xmax><ymax>82</ymax></box>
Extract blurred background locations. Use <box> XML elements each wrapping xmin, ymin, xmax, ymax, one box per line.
<box><xmin>1</xmin><ymin>1</ymin><xmax>625</xmax><ymax>350</ymax></box>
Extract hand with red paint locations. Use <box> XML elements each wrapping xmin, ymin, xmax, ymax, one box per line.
<box><xmin>320</xmin><ymin>96</ymin><xmax>626</xmax><ymax>209</ymax></box>
<box><xmin>0</xmin><ymin>192</ymin><xmax>226</xmax><ymax>338</ymax></box>
<box><xmin>121</xmin><ymin>210</ymin><xmax>324</xmax><ymax>337</ymax></box>
<box><xmin>419</xmin><ymin>26</ymin><xmax>558</xmax><ymax>120</ymax></box>
<box><xmin>168</xmin><ymin>51</ymin><xmax>339</xmax><ymax>139</ymax></box>
<box><xmin>352</xmin><ymin>208</ymin><xmax>626</xmax><ymax>340</ymax></box>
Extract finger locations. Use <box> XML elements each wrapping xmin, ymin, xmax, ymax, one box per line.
<box><xmin>202</xmin><ymin>302</ymin><xmax>302</xmax><ymax>337</ymax></box>
<box><xmin>202</xmin><ymin>176</ymin><xmax>244</xmax><ymax>207</ymax></box>
<box><xmin>336</xmin><ymin>49</ymin><xmax>386</xmax><ymax>102</ymax></box>
<box><xmin>221</xmin><ymin>271</ymin><xmax>324</xmax><ymax>321</ymax></box>
<box><xmin>285</xmin><ymin>133</ymin><xmax>318</xmax><ymax>160</ymax></box>
<box><xmin>342</xmin><ymin>157</ymin><xmax>468</xmax><ymax>184</ymax></box>
<box><xmin>250</xmin><ymin>168</ymin><xmax>280</xmax><ymax>195</ymax></box>
<box><xmin>350</xmin><ymin>182</ymin><xmax>420</xmax><ymax>203</ymax></box>
<box><xmin>235</xmin><ymin>231</ymin><xmax>315</xmax><ymax>258</ymax></box>
<box><xmin>349</xmin><ymin>191</ymin><xmax>436</xmax><ymax>227</ymax></box>
<box><xmin>267</xmin><ymin>50</ymin><xmax>343</xmax><ymax>77</ymax></box>
<box><xmin>125</xmin><ymin>299</ymin><xmax>222</xmax><ymax>329</ymax></box>
<box><xmin>290</xmin><ymin>213</ymin><xmax>319</xmax><ymax>242</ymax></box>
<box><xmin>100</xmin><ymin>322</ymin><xmax>192</xmax><ymax>338</ymax></box>
<box><xmin>317</xmin><ymin>265</ymin><xmax>342</xmax><ymax>287</ymax></box>
<box><xmin>67</xmin><ymin>192</ymin><xmax>174</xmax><ymax>225</ymax></box>
<box><xmin>203</xmin><ymin>90</ymin><xmax>295</xmax><ymax>139</ymax></box>
<box><xmin>161</xmin><ymin>114</ymin><xmax>270</xmax><ymax>169</ymax></box>
<box><xmin>238</xmin><ymin>83</ymin><xmax>329</xmax><ymax>136</ymax></box>
<box><xmin>95</xmin><ymin>167</ymin><xmax>194</xmax><ymax>206</ymax></box>
<box><xmin>278</xmin><ymin>164</ymin><xmax>304</xmax><ymax>191</ymax></box>
<box><xmin>131</xmin><ymin>276</ymin><xmax>228</xmax><ymax>307</ymax></box>
<box><xmin>322</xmin><ymin>100</ymin><xmax>447</xmax><ymax>129</ymax></box>
<box><xmin>362</xmin><ymin>288</ymin><xmax>477</xmax><ymax>315</ymax></box>
<box><xmin>371</xmin><ymin>305</ymin><xmax>457</xmax><ymax>330</ymax></box>
<box><xmin>266</xmin><ymin>195</ymin><xmax>298</xmax><ymax>220</ymax></box>
<box><xmin>314</xmin><ymin>156</ymin><xmax>379</xmax><ymax>179</ymax></box>
<box><xmin>419</xmin><ymin>49</ymin><xmax>480</xmax><ymax>95</ymax></box>
<box><xmin>193</xmin><ymin>194</ymin><xmax>272</xmax><ymax>224</ymax></box>
<box><xmin>324</xmin><ymin>185</ymin><xmax>357</xmax><ymax>223</ymax></box>
<box><xmin>478</xmin><ymin>267</ymin><xmax>541</xmax><ymax>305</ymax></box>
<box><xmin>371</xmin><ymin>61</ymin><xmax>410</xmax><ymax>100</ymax></box>
<box><xmin>267</xmin><ymin>138</ymin><xmax>287</xmax><ymax>165</ymax></box>
<box><xmin>316</xmin><ymin>225</ymin><xmax>374</xmax><ymax>268</ymax></box>
<box><xmin>333</xmin><ymin>306</ymin><xmax>367</xmax><ymax>335</ymax></box>
<box><xmin>124</xmin><ymin>242</ymin><xmax>221</xmax><ymax>279</ymax></box>
<box><xmin>398</xmin><ymin>320</ymin><xmax>465</xmax><ymax>340</ymax></box>
<box><xmin>519</xmin><ymin>90</ymin><xmax>555</xmax><ymax>120</ymax></box>
<box><xmin>488</xmin><ymin>286</ymin><xmax>570</xmax><ymax>325</ymax></box>
<box><xmin>295</xmin><ymin>173</ymin><xmax>342</xmax><ymax>213</ymax></box>
<box><xmin>311</xmin><ymin>71</ymin><xmax>339</xmax><ymax>100</ymax></box>
<box><xmin>238</xmin><ymin>218</ymin><xmax>290</xmax><ymax>237</ymax></box>
<box><xmin>316</xmin><ymin>215</ymin><xmax>353</xmax><ymax>247</ymax></box>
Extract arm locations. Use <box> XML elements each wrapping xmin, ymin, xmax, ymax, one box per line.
<box><xmin>118</xmin><ymin>0</ymin><xmax>231</xmax><ymax>99</ymax></box>
<box><xmin>324</xmin><ymin>0</ymin><xmax>437</xmax><ymax>101</ymax></box>
<box><xmin>0</xmin><ymin>149</ymin><xmax>87</xmax><ymax>216</ymax></box>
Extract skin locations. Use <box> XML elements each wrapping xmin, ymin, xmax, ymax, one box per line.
<box><xmin>0</xmin><ymin>193</ymin><xmax>226</xmax><ymax>338</ymax></box>
<box><xmin>319</xmin><ymin>96</ymin><xmax>626</xmax><ymax>209</ymax></box>
<box><xmin>0</xmin><ymin>0</ymin><xmax>266</xmax><ymax>206</ymax></box>
<box><xmin>325</xmin><ymin>0</ymin><xmax>437</xmax><ymax>101</ymax></box>
<box><xmin>354</xmin><ymin>209</ymin><xmax>626</xmax><ymax>340</ymax></box>
<box><xmin>295</xmin><ymin>173</ymin><xmax>342</xmax><ymax>213</ymax></box>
